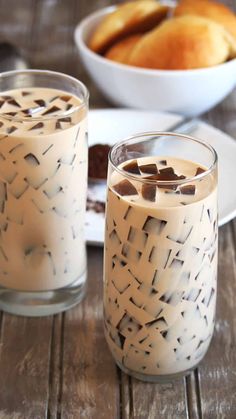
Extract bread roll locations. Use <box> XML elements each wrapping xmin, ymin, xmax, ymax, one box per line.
<box><xmin>105</xmin><ymin>34</ymin><xmax>142</xmax><ymax>64</ymax></box>
<box><xmin>174</xmin><ymin>0</ymin><xmax>236</xmax><ymax>39</ymax></box>
<box><xmin>175</xmin><ymin>0</ymin><xmax>236</xmax><ymax>41</ymax></box>
<box><xmin>128</xmin><ymin>15</ymin><xmax>236</xmax><ymax>70</ymax></box>
<box><xmin>88</xmin><ymin>0</ymin><xmax>169</xmax><ymax>53</ymax></box>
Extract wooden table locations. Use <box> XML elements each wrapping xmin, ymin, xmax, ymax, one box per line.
<box><xmin>0</xmin><ymin>1</ymin><xmax>236</xmax><ymax>418</ymax></box>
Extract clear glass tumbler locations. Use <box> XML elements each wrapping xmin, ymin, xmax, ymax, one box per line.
<box><xmin>0</xmin><ymin>69</ymin><xmax>89</xmax><ymax>316</ymax></box>
<box><xmin>103</xmin><ymin>132</ymin><xmax>218</xmax><ymax>382</ymax></box>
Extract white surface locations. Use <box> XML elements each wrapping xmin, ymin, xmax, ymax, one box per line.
<box><xmin>85</xmin><ymin>109</ymin><xmax>236</xmax><ymax>245</ymax></box>
<box><xmin>74</xmin><ymin>6</ymin><xmax>236</xmax><ymax>117</ymax></box>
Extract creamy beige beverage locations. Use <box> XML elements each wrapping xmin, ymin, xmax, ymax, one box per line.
<box><xmin>104</xmin><ymin>156</ymin><xmax>217</xmax><ymax>378</ymax></box>
<box><xmin>0</xmin><ymin>87</ymin><xmax>87</xmax><ymax>291</ymax></box>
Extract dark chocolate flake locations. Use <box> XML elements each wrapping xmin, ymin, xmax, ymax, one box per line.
<box><xmin>60</xmin><ymin>95</ymin><xmax>72</xmax><ymax>102</ymax></box>
<box><xmin>139</xmin><ymin>163</ymin><xmax>158</xmax><ymax>175</ymax></box>
<box><xmin>164</xmin><ymin>190</ymin><xmax>180</xmax><ymax>195</ymax></box>
<box><xmin>4</xmin><ymin>112</ymin><xmax>17</xmax><ymax>116</ymax></box>
<box><xmin>42</xmin><ymin>144</ymin><xmax>53</xmax><ymax>155</ymax></box>
<box><xmin>49</xmin><ymin>96</ymin><xmax>59</xmax><ymax>103</ymax></box>
<box><xmin>7</xmin><ymin>126</ymin><xmax>17</xmax><ymax>134</ymax></box>
<box><xmin>29</xmin><ymin>122</ymin><xmax>44</xmax><ymax>130</ymax></box>
<box><xmin>58</xmin><ymin>117</ymin><xmax>72</xmax><ymax>123</ymax></box>
<box><xmin>34</xmin><ymin>99</ymin><xmax>46</xmax><ymax>107</ymax></box>
<box><xmin>159</xmin><ymin>159</ymin><xmax>167</xmax><ymax>166</ymax></box>
<box><xmin>55</xmin><ymin>121</ymin><xmax>62</xmax><ymax>130</ymax></box>
<box><xmin>195</xmin><ymin>167</ymin><xmax>206</xmax><ymax>176</ymax></box>
<box><xmin>0</xmin><ymin>100</ymin><xmax>5</xmax><ymax>108</ymax></box>
<box><xmin>22</xmin><ymin>91</ymin><xmax>31</xmax><ymax>96</ymax></box>
<box><xmin>180</xmin><ymin>185</ymin><xmax>196</xmax><ymax>195</ymax></box>
<box><xmin>159</xmin><ymin>167</ymin><xmax>175</xmax><ymax>175</ymax></box>
<box><xmin>24</xmin><ymin>153</ymin><xmax>40</xmax><ymax>166</ymax></box>
<box><xmin>123</xmin><ymin>160</ymin><xmax>140</xmax><ymax>175</ymax></box>
<box><xmin>42</xmin><ymin>106</ymin><xmax>60</xmax><ymax>115</ymax></box>
<box><xmin>141</xmin><ymin>183</ymin><xmax>156</xmax><ymax>202</ymax></box>
<box><xmin>22</xmin><ymin>108</ymin><xmax>36</xmax><ymax>116</ymax></box>
<box><xmin>147</xmin><ymin>167</ymin><xmax>186</xmax><ymax>189</ymax></box>
<box><xmin>0</xmin><ymin>121</ymin><xmax>3</xmax><ymax>128</ymax></box>
<box><xmin>113</xmin><ymin>179</ymin><xmax>138</xmax><ymax>196</ymax></box>
<box><xmin>66</xmin><ymin>104</ymin><xmax>73</xmax><ymax>111</ymax></box>
<box><xmin>8</xmin><ymin>99</ymin><xmax>21</xmax><ymax>108</ymax></box>
<box><xmin>2</xmin><ymin>95</ymin><xmax>12</xmax><ymax>100</ymax></box>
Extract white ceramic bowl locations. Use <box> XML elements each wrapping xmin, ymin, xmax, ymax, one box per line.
<box><xmin>74</xmin><ymin>6</ymin><xmax>236</xmax><ymax>116</ymax></box>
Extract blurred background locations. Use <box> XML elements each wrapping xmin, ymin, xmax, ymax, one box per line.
<box><xmin>0</xmin><ymin>0</ymin><xmax>235</xmax><ymax>123</ymax></box>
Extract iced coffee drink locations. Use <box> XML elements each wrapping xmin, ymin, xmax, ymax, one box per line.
<box><xmin>104</xmin><ymin>133</ymin><xmax>218</xmax><ymax>382</ymax></box>
<box><xmin>0</xmin><ymin>70</ymin><xmax>88</xmax><ymax>316</ymax></box>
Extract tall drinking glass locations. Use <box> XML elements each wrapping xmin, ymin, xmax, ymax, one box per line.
<box><xmin>104</xmin><ymin>132</ymin><xmax>218</xmax><ymax>382</ymax></box>
<box><xmin>0</xmin><ymin>70</ymin><xmax>88</xmax><ymax>316</ymax></box>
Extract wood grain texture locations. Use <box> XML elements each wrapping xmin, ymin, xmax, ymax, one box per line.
<box><xmin>196</xmin><ymin>222</ymin><xmax>236</xmax><ymax>419</ymax></box>
<box><xmin>0</xmin><ymin>315</ymin><xmax>53</xmax><ymax>419</ymax></box>
<box><xmin>128</xmin><ymin>379</ymin><xmax>187</xmax><ymax>419</ymax></box>
<box><xmin>60</xmin><ymin>247</ymin><xmax>119</xmax><ymax>419</ymax></box>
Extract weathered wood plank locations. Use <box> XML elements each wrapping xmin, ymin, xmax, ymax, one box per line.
<box><xmin>0</xmin><ymin>315</ymin><xmax>53</xmax><ymax>419</ymax></box>
<box><xmin>196</xmin><ymin>222</ymin><xmax>236</xmax><ymax>419</ymax></box>
<box><xmin>60</xmin><ymin>246</ymin><xmax>120</xmax><ymax>419</ymax></box>
<box><xmin>46</xmin><ymin>314</ymin><xmax>64</xmax><ymax>419</ymax></box>
<box><xmin>127</xmin><ymin>378</ymin><xmax>188</xmax><ymax>419</ymax></box>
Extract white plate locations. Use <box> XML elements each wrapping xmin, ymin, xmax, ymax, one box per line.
<box><xmin>86</xmin><ymin>109</ymin><xmax>236</xmax><ymax>245</ymax></box>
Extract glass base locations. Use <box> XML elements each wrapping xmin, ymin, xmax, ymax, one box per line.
<box><xmin>0</xmin><ymin>270</ymin><xmax>87</xmax><ymax>317</ymax></box>
<box><xmin>116</xmin><ymin>360</ymin><xmax>195</xmax><ymax>383</ymax></box>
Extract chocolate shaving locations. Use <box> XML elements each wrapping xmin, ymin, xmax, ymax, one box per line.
<box><xmin>0</xmin><ymin>100</ymin><xmax>4</xmax><ymax>108</ymax></box>
<box><xmin>8</xmin><ymin>99</ymin><xmax>20</xmax><ymax>108</ymax></box>
<box><xmin>159</xmin><ymin>159</ymin><xmax>167</xmax><ymax>165</ymax></box>
<box><xmin>22</xmin><ymin>108</ymin><xmax>31</xmax><ymax>115</ymax></box>
<box><xmin>22</xmin><ymin>91</ymin><xmax>31</xmax><ymax>96</ymax></box>
<box><xmin>34</xmin><ymin>99</ymin><xmax>46</xmax><ymax>107</ymax></box>
<box><xmin>49</xmin><ymin>96</ymin><xmax>59</xmax><ymax>102</ymax></box>
<box><xmin>0</xmin><ymin>121</ymin><xmax>3</xmax><ymax>127</ymax></box>
<box><xmin>139</xmin><ymin>163</ymin><xmax>158</xmax><ymax>174</ymax></box>
<box><xmin>180</xmin><ymin>185</ymin><xmax>196</xmax><ymax>195</ymax></box>
<box><xmin>159</xmin><ymin>167</ymin><xmax>175</xmax><ymax>175</ymax></box>
<box><xmin>66</xmin><ymin>104</ymin><xmax>73</xmax><ymax>111</ymax></box>
<box><xmin>4</xmin><ymin>112</ymin><xmax>17</xmax><ymax>116</ymax></box>
<box><xmin>42</xmin><ymin>106</ymin><xmax>61</xmax><ymax>115</ymax></box>
<box><xmin>55</xmin><ymin>121</ymin><xmax>62</xmax><ymax>130</ymax></box>
<box><xmin>60</xmin><ymin>95</ymin><xmax>72</xmax><ymax>102</ymax></box>
<box><xmin>141</xmin><ymin>184</ymin><xmax>156</xmax><ymax>202</ymax></box>
<box><xmin>58</xmin><ymin>117</ymin><xmax>71</xmax><ymax>123</ymax></box>
<box><xmin>7</xmin><ymin>126</ymin><xmax>17</xmax><ymax>134</ymax></box>
<box><xmin>123</xmin><ymin>160</ymin><xmax>140</xmax><ymax>175</ymax></box>
<box><xmin>29</xmin><ymin>122</ymin><xmax>44</xmax><ymax>130</ymax></box>
<box><xmin>195</xmin><ymin>167</ymin><xmax>206</xmax><ymax>176</ymax></box>
<box><xmin>113</xmin><ymin>179</ymin><xmax>138</xmax><ymax>196</ymax></box>
<box><xmin>145</xmin><ymin>167</ymin><xmax>186</xmax><ymax>189</ymax></box>
<box><xmin>164</xmin><ymin>190</ymin><xmax>180</xmax><ymax>194</ymax></box>
<box><xmin>2</xmin><ymin>95</ymin><xmax>12</xmax><ymax>100</ymax></box>
<box><xmin>24</xmin><ymin>153</ymin><xmax>40</xmax><ymax>166</ymax></box>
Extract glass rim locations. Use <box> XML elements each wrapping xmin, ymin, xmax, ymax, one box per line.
<box><xmin>109</xmin><ymin>131</ymin><xmax>218</xmax><ymax>186</ymax></box>
<box><xmin>0</xmin><ymin>69</ymin><xmax>89</xmax><ymax>122</ymax></box>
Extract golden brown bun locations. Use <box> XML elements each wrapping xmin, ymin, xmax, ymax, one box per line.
<box><xmin>174</xmin><ymin>0</ymin><xmax>236</xmax><ymax>41</ymax></box>
<box><xmin>88</xmin><ymin>0</ymin><xmax>169</xmax><ymax>53</ymax></box>
<box><xmin>105</xmin><ymin>34</ymin><xmax>142</xmax><ymax>64</ymax></box>
<box><xmin>128</xmin><ymin>15</ymin><xmax>236</xmax><ymax>70</ymax></box>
